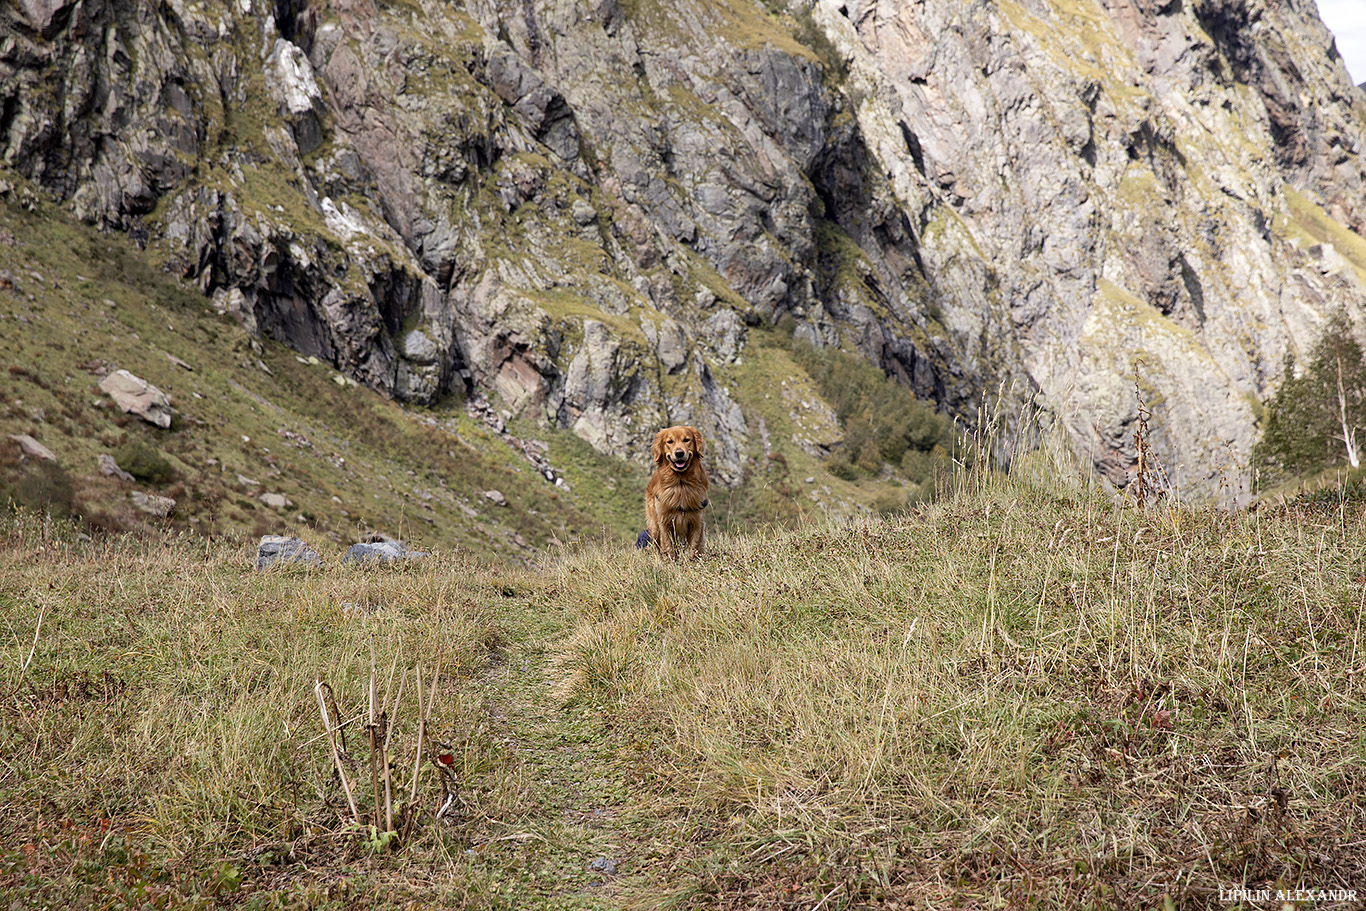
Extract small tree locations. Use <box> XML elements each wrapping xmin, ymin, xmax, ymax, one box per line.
<box><xmin>1255</xmin><ymin>310</ymin><xmax>1366</xmax><ymax>484</ymax></box>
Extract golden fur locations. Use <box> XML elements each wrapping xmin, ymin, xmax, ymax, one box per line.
<box><xmin>645</xmin><ymin>425</ymin><xmax>709</xmax><ymax>559</ymax></box>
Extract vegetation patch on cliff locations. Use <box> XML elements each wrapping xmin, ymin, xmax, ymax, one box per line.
<box><xmin>1278</xmin><ymin>185</ymin><xmax>1366</xmax><ymax>282</ymax></box>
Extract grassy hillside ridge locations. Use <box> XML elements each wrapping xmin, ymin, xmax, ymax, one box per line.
<box><xmin>552</xmin><ymin>472</ymin><xmax>1366</xmax><ymax>906</ymax></box>
<box><xmin>0</xmin><ymin>177</ymin><xmax>948</xmax><ymax>555</ymax></box>
<box><xmin>0</xmin><ymin>181</ymin><xmax>666</xmax><ymax>559</ymax></box>
<box><xmin>3</xmin><ymin>455</ymin><xmax>1363</xmax><ymax>907</ymax></box>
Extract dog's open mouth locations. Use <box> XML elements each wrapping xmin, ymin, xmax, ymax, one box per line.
<box><xmin>671</xmin><ymin>457</ymin><xmax>690</xmax><ymax>471</ymax></box>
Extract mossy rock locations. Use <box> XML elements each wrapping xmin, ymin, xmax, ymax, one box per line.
<box><xmin>113</xmin><ymin>440</ymin><xmax>176</xmax><ymax>485</ymax></box>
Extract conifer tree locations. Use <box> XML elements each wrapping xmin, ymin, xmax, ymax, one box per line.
<box><xmin>1255</xmin><ymin>310</ymin><xmax>1366</xmax><ymax>484</ymax></box>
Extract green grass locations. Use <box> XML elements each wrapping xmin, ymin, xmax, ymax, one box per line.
<box><xmin>3</xmin><ymin>448</ymin><xmax>1363</xmax><ymax>908</ymax></box>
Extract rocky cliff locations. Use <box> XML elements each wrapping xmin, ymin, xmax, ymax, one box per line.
<box><xmin>3</xmin><ymin>0</ymin><xmax>1364</xmax><ymax>502</ymax></box>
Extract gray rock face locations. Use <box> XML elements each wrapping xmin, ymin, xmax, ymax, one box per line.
<box><xmin>4</xmin><ymin>0</ymin><xmax>1365</xmax><ymax>501</ymax></box>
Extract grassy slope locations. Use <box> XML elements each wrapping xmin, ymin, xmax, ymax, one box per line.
<box><xmin>0</xmin><ymin>187</ymin><xmax>654</xmax><ymax>559</ymax></box>
<box><xmin>2</xmin><ymin>458</ymin><xmax>1363</xmax><ymax>909</ymax></box>
<box><xmin>0</xmin><ymin>176</ymin><xmax>931</xmax><ymax>559</ymax></box>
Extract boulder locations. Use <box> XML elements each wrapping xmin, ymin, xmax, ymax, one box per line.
<box><xmin>257</xmin><ymin>535</ymin><xmax>322</xmax><ymax>570</ymax></box>
<box><xmin>98</xmin><ymin>453</ymin><xmax>134</xmax><ymax>481</ymax></box>
<box><xmin>401</xmin><ymin>329</ymin><xmax>440</xmax><ymax>365</ymax></box>
<box><xmin>483</xmin><ymin>489</ymin><xmax>508</xmax><ymax>507</ymax></box>
<box><xmin>99</xmin><ymin>370</ymin><xmax>173</xmax><ymax>429</ymax></box>
<box><xmin>260</xmin><ymin>492</ymin><xmax>289</xmax><ymax>510</ymax></box>
<box><xmin>8</xmin><ymin>434</ymin><xmax>56</xmax><ymax>462</ymax></box>
<box><xmin>342</xmin><ymin>540</ymin><xmax>428</xmax><ymax>564</ymax></box>
<box><xmin>131</xmin><ymin>491</ymin><xmax>176</xmax><ymax>517</ymax></box>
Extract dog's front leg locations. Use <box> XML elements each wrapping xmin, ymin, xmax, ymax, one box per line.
<box><xmin>659</xmin><ymin>516</ymin><xmax>678</xmax><ymax>560</ymax></box>
<box><xmin>686</xmin><ymin>519</ymin><xmax>704</xmax><ymax>560</ymax></box>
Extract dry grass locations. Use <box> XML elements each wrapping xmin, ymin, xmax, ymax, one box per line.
<box><xmin>0</xmin><ymin>515</ymin><xmax>568</xmax><ymax>908</ymax></box>
<box><xmin>550</xmin><ymin>461</ymin><xmax>1366</xmax><ymax>907</ymax></box>
<box><xmin>2</xmin><ymin>444</ymin><xmax>1364</xmax><ymax>908</ymax></box>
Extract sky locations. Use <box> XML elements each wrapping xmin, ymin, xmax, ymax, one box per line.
<box><xmin>1317</xmin><ymin>0</ymin><xmax>1366</xmax><ymax>86</ymax></box>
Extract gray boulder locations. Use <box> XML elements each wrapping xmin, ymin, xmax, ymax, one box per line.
<box><xmin>131</xmin><ymin>491</ymin><xmax>176</xmax><ymax>517</ymax></box>
<box><xmin>98</xmin><ymin>452</ymin><xmax>134</xmax><ymax>481</ymax></box>
<box><xmin>342</xmin><ymin>540</ymin><xmax>428</xmax><ymax>564</ymax></box>
<box><xmin>8</xmin><ymin>434</ymin><xmax>56</xmax><ymax>462</ymax></box>
<box><xmin>99</xmin><ymin>370</ymin><xmax>173</xmax><ymax>429</ymax></box>
<box><xmin>257</xmin><ymin>535</ymin><xmax>322</xmax><ymax>570</ymax></box>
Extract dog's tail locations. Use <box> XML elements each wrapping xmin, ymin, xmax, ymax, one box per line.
<box><xmin>634</xmin><ymin>529</ymin><xmax>651</xmax><ymax>550</ymax></box>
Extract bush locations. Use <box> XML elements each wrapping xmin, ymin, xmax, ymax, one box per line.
<box><xmin>828</xmin><ymin>457</ymin><xmax>858</xmax><ymax>482</ymax></box>
<box><xmin>113</xmin><ymin>440</ymin><xmax>176</xmax><ymax>485</ymax></box>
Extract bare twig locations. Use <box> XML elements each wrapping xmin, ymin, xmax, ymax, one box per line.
<box><xmin>383</xmin><ymin>668</ymin><xmax>406</xmax><ymax>834</ymax></box>
<box><xmin>296</xmin><ymin>710</ymin><xmax>366</xmax><ymax>750</ymax></box>
<box><xmin>368</xmin><ymin>650</ymin><xmax>380</xmax><ymax>830</ymax></box>
<box><xmin>408</xmin><ymin>662</ymin><xmax>441</xmax><ymax>813</ymax></box>
<box><xmin>408</xmin><ymin>661</ymin><xmax>426</xmax><ymax>811</ymax></box>
<box><xmin>811</xmin><ymin>881</ymin><xmax>844</xmax><ymax>911</ymax></box>
<box><xmin>324</xmin><ymin>682</ymin><xmax>347</xmax><ymax>754</ymax></box>
<box><xmin>314</xmin><ymin>680</ymin><xmax>359</xmax><ymax>825</ymax></box>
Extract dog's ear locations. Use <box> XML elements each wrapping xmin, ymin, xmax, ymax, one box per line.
<box><xmin>651</xmin><ymin>429</ymin><xmax>667</xmax><ymax>464</ymax></box>
<box><xmin>687</xmin><ymin>426</ymin><xmax>705</xmax><ymax>457</ymax></box>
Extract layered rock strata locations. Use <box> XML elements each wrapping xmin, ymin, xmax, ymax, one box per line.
<box><xmin>3</xmin><ymin>0</ymin><xmax>1364</xmax><ymax>499</ymax></box>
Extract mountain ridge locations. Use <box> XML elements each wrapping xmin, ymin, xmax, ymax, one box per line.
<box><xmin>3</xmin><ymin>0</ymin><xmax>1364</xmax><ymax>505</ymax></box>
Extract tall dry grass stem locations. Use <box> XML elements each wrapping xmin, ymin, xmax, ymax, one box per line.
<box><xmin>6</xmin><ymin>602</ymin><xmax>45</xmax><ymax>697</ymax></box>
<box><xmin>314</xmin><ymin>680</ymin><xmax>360</xmax><ymax>825</ymax></box>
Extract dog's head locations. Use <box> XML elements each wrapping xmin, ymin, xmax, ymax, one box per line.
<box><xmin>651</xmin><ymin>425</ymin><xmax>705</xmax><ymax>473</ymax></box>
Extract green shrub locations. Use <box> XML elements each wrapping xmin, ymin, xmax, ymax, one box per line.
<box><xmin>113</xmin><ymin>440</ymin><xmax>176</xmax><ymax>485</ymax></box>
<box><xmin>828</xmin><ymin>457</ymin><xmax>858</xmax><ymax>482</ymax></box>
<box><xmin>782</xmin><ymin>337</ymin><xmax>956</xmax><ymax>479</ymax></box>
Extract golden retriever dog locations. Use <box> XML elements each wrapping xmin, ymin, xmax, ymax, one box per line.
<box><xmin>643</xmin><ymin>425</ymin><xmax>709</xmax><ymax>559</ymax></box>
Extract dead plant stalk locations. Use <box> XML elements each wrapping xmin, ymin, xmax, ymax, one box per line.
<box><xmin>314</xmin><ymin>680</ymin><xmax>360</xmax><ymax>825</ymax></box>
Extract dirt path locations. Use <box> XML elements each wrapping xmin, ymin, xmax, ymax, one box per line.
<box><xmin>451</xmin><ymin>595</ymin><xmax>641</xmax><ymax>908</ymax></box>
